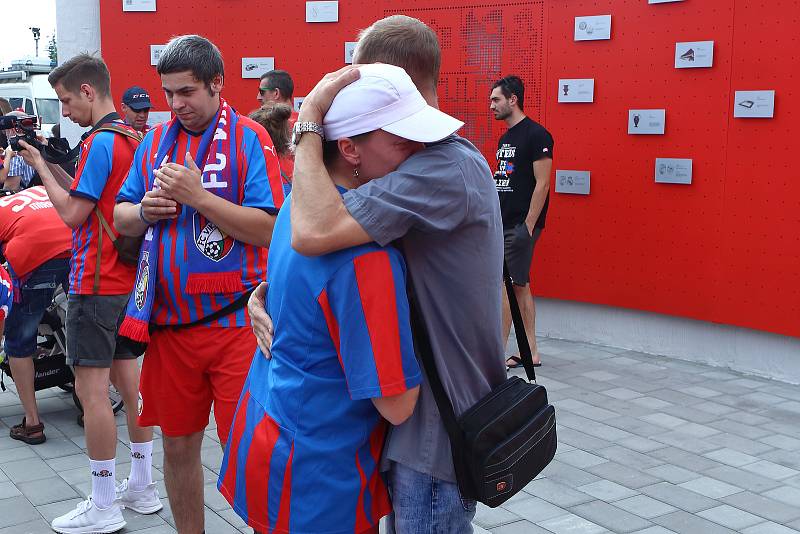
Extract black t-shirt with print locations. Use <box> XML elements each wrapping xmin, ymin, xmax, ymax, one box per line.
<box><xmin>494</xmin><ymin>117</ymin><xmax>554</xmax><ymax>229</ymax></box>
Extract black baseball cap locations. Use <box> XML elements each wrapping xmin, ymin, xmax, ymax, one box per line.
<box><xmin>122</xmin><ymin>86</ymin><xmax>152</xmax><ymax>110</ymax></box>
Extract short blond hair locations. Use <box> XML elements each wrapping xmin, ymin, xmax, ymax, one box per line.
<box><xmin>354</xmin><ymin>15</ymin><xmax>441</xmax><ymax>93</ymax></box>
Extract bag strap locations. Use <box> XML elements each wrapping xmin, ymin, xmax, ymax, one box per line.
<box><xmin>504</xmin><ymin>263</ymin><xmax>537</xmax><ymax>382</ymax></box>
<box><xmin>154</xmin><ymin>285</ymin><xmax>257</xmax><ymax>332</ymax></box>
<box><xmin>405</xmin><ymin>263</ymin><xmax>538</xmax><ymax>478</ymax></box>
<box><xmin>93</xmin><ymin>211</ymin><xmax>104</xmax><ymax>294</ymax></box>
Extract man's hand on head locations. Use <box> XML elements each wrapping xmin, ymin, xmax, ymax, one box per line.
<box><xmin>298</xmin><ymin>65</ymin><xmax>361</xmax><ymax>124</ymax></box>
<box><xmin>248</xmin><ymin>282</ymin><xmax>274</xmax><ymax>359</ymax></box>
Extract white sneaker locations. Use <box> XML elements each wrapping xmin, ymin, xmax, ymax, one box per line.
<box><xmin>50</xmin><ymin>497</ymin><xmax>126</xmax><ymax>534</ymax></box>
<box><xmin>115</xmin><ymin>478</ymin><xmax>163</xmax><ymax>514</ymax></box>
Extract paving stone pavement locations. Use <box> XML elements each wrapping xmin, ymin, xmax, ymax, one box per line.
<box><xmin>1</xmin><ymin>336</ymin><xmax>800</xmax><ymax>533</ymax></box>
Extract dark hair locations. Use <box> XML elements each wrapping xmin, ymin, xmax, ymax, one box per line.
<box><xmin>0</xmin><ymin>97</ymin><xmax>11</xmax><ymax>115</ymax></box>
<box><xmin>249</xmin><ymin>103</ymin><xmax>292</xmax><ymax>156</ymax></box>
<box><xmin>48</xmin><ymin>53</ymin><xmax>112</xmax><ymax>98</ymax></box>
<box><xmin>260</xmin><ymin>70</ymin><xmax>294</xmax><ymax>100</ymax></box>
<box><xmin>157</xmin><ymin>35</ymin><xmax>224</xmax><ymax>87</ymax></box>
<box><xmin>354</xmin><ymin>15</ymin><xmax>441</xmax><ymax>93</ymax></box>
<box><xmin>492</xmin><ymin>75</ymin><xmax>525</xmax><ymax>111</ymax></box>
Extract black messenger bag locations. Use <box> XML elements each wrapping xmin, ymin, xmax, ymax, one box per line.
<box><xmin>408</xmin><ymin>264</ymin><xmax>557</xmax><ymax>507</ymax></box>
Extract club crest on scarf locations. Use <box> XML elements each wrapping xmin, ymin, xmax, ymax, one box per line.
<box><xmin>193</xmin><ymin>213</ymin><xmax>235</xmax><ymax>262</ymax></box>
<box><xmin>134</xmin><ymin>251</ymin><xmax>150</xmax><ymax>310</ymax></box>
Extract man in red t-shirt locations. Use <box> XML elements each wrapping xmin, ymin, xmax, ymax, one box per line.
<box><xmin>0</xmin><ymin>186</ymin><xmax>71</xmax><ymax>445</ymax></box>
<box><xmin>19</xmin><ymin>55</ymin><xmax>159</xmax><ymax>533</ymax></box>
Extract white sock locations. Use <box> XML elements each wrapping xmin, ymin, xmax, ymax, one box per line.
<box><xmin>89</xmin><ymin>458</ymin><xmax>116</xmax><ymax>509</ymax></box>
<box><xmin>128</xmin><ymin>441</ymin><xmax>153</xmax><ymax>491</ymax></box>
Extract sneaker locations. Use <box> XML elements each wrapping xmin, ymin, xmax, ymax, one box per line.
<box><xmin>50</xmin><ymin>497</ymin><xmax>126</xmax><ymax>534</ymax></box>
<box><xmin>115</xmin><ymin>478</ymin><xmax>163</xmax><ymax>514</ymax></box>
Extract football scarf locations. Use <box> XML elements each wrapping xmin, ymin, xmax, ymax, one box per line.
<box><xmin>120</xmin><ymin>99</ymin><xmax>243</xmax><ymax>342</ymax></box>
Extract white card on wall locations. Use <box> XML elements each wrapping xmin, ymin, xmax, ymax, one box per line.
<box><xmin>733</xmin><ymin>90</ymin><xmax>775</xmax><ymax>118</ymax></box>
<box><xmin>344</xmin><ymin>42</ymin><xmax>357</xmax><ymax>64</ymax></box>
<box><xmin>574</xmin><ymin>15</ymin><xmax>612</xmax><ymax>41</ymax></box>
<box><xmin>294</xmin><ymin>97</ymin><xmax>305</xmax><ymax>112</ymax></box>
<box><xmin>649</xmin><ymin>0</ymin><xmax>684</xmax><ymax>3</ymax></box>
<box><xmin>628</xmin><ymin>109</ymin><xmax>666</xmax><ymax>134</ymax></box>
<box><xmin>123</xmin><ymin>0</ymin><xmax>156</xmax><ymax>11</ymax></box>
<box><xmin>655</xmin><ymin>158</ymin><xmax>693</xmax><ymax>184</ymax></box>
<box><xmin>146</xmin><ymin>111</ymin><xmax>172</xmax><ymax>128</ymax></box>
<box><xmin>150</xmin><ymin>45</ymin><xmax>166</xmax><ymax>66</ymax></box>
<box><xmin>558</xmin><ymin>79</ymin><xmax>594</xmax><ymax>103</ymax></box>
<box><xmin>675</xmin><ymin>41</ymin><xmax>714</xmax><ymax>68</ymax></box>
<box><xmin>555</xmin><ymin>170</ymin><xmax>591</xmax><ymax>195</ymax></box>
<box><xmin>242</xmin><ymin>57</ymin><xmax>275</xmax><ymax>79</ymax></box>
<box><xmin>306</xmin><ymin>1</ymin><xmax>338</xmax><ymax>23</ymax></box>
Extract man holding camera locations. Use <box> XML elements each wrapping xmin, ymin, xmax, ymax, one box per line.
<box><xmin>19</xmin><ymin>53</ymin><xmax>158</xmax><ymax>533</ymax></box>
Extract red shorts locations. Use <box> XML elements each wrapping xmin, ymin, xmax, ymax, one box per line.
<box><xmin>139</xmin><ymin>325</ymin><xmax>256</xmax><ymax>443</ymax></box>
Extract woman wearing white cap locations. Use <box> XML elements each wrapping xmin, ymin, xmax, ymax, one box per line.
<box><xmin>217</xmin><ymin>64</ymin><xmax>463</xmax><ymax>534</ymax></box>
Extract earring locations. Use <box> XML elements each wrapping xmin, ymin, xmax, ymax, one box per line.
<box><xmin>353</xmin><ymin>167</ymin><xmax>360</xmax><ymax>179</ymax></box>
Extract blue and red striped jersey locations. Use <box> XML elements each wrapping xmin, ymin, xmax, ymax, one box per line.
<box><xmin>0</xmin><ymin>266</ymin><xmax>12</xmax><ymax>320</ymax></box>
<box><xmin>117</xmin><ymin>116</ymin><xmax>284</xmax><ymax>327</ymax></box>
<box><xmin>69</xmin><ymin>122</ymin><xmax>138</xmax><ymax>295</ymax></box>
<box><xmin>218</xmin><ymin>195</ymin><xmax>421</xmax><ymax>534</ymax></box>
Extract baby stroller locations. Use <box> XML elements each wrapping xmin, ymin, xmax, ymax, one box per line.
<box><xmin>0</xmin><ymin>286</ymin><xmax>124</xmax><ymax>423</ymax></box>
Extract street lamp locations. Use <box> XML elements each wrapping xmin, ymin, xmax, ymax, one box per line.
<box><xmin>30</xmin><ymin>27</ymin><xmax>41</xmax><ymax>57</ymax></box>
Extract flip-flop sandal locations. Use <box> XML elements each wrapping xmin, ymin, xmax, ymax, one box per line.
<box><xmin>506</xmin><ymin>356</ymin><xmax>524</xmax><ymax>369</ymax></box>
<box><xmin>9</xmin><ymin>417</ymin><xmax>46</xmax><ymax>445</ymax></box>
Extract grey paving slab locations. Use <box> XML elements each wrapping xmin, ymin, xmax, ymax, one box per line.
<box><xmin>537</xmin><ymin>513</ymin><xmax>609</xmax><ymax>534</ymax></box>
<box><xmin>577</xmin><ymin>480</ymin><xmax>639</xmax><ymax>502</ymax></box>
<box><xmin>613</xmin><ymin>494</ymin><xmax>677</xmax><ymax>519</ymax></box>
<box><xmin>473</xmin><ymin>503</ymin><xmax>521</xmax><ymax>529</ymax></box>
<box><xmin>678</xmin><ymin>476</ymin><xmax>744</xmax><ymax>499</ymax></box>
<box><xmin>16</xmin><ymin>476</ymin><xmax>79</xmax><ymax>506</ymax></box>
<box><xmin>651</xmin><ymin>510</ymin><xmax>738</xmax><ymax>534</ymax></box>
<box><xmin>762</xmin><ymin>486</ymin><xmax>800</xmax><ymax>508</ymax></box>
<box><xmin>761</xmin><ymin>449</ymin><xmax>800</xmax><ymax>471</ymax></box>
<box><xmin>503</xmin><ymin>496</ymin><xmax>569</xmax><ymax>523</ymax></box>
<box><xmin>702</xmin><ymin>465</ymin><xmax>783</xmax><ymax>493</ymax></box>
<box><xmin>703</xmin><ymin>447</ymin><xmax>761</xmax><ymax>467</ymax></box>
<box><xmin>0</xmin><ymin>456</ymin><xmax>57</xmax><ymax>483</ymax></box>
<box><xmin>742</xmin><ymin>523</ymin><xmax>800</xmax><ymax>534</ymax></box>
<box><xmin>644</xmin><ymin>464</ymin><xmax>702</xmax><ymax>485</ymax></box>
<box><xmin>569</xmin><ymin>500</ymin><xmax>652</xmax><ymax>532</ymax></box>
<box><xmin>489</xmin><ymin>520</ymin><xmax>550</xmax><ymax>534</ymax></box>
<box><xmin>0</xmin><ymin>518</ymin><xmax>53</xmax><ymax>534</ymax></box>
<box><xmin>586</xmin><ymin>461</ymin><xmax>661</xmax><ymax>489</ymax></box>
<box><xmin>697</xmin><ymin>504</ymin><xmax>766</xmax><ymax>530</ymax></box>
<box><xmin>722</xmin><ymin>492</ymin><xmax>800</xmax><ymax>524</ymax></box>
<box><xmin>0</xmin><ymin>495</ymin><xmax>42</xmax><ymax>528</ymax></box>
<box><xmin>522</xmin><ymin>478</ymin><xmax>594</xmax><ymax>508</ymax></box>
<box><xmin>639</xmin><ymin>482</ymin><xmax>719</xmax><ymax>513</ymax></box>
<box><xmin>594</xmin><ymin>445</ymin><xmax>665</xmax><ymax>471</ymax></box>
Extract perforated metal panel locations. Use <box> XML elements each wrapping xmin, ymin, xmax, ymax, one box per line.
<box><xmin>385</xmin><ymin>2</ymin><xmax>546</xmax><ymax>159</ymax></box>
<box><xmin>98</xmin><ymin>0</ymin><xmax>800</xmax><ymax>337</ymax></box>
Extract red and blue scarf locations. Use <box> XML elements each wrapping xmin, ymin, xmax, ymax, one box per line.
<box><xmin>120</xmin><ymin>99</ymin><xmax>244</xmax><ymax>342</ymax></box>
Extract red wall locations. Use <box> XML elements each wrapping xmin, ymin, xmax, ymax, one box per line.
<box><xmin>99</xmin><ymin>0</ymin><xmax>800</xmax><ymax>338</ymax></box>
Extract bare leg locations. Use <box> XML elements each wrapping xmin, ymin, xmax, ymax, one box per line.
<box><xmin>8</xmin><ymin>356</ymin><xmax>42</xmax><ymax>428</ymax></box>
<box><xmin>163</xmin><ymin>431</ymin><xmax>205</xmax><ymax>534</ymax></box>
<box><xmin>110</xmin><ymin>359</ymin><xmax>152</xmax><ymax>443</ymax></box>
<box><xmin>74</xmin><ymin>366</ymin><xmax>117</xmax><ymax>459</ymax></box>
<box><xmin>513</xmin><ymin>284</ymin><xmax>540</xmax><ymax>365</ymax></box>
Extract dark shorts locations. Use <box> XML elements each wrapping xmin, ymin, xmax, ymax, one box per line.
<box><xmin>4</xmin><ymin>258</ymin><xmax>70</xmax><ymax>358</ymax></box>
<box><xmin>503</xmin><ymin>224</ymin><xmax>543</xmax><ymax>286</ymax></box>
<box><xmin>65</xmin><ymin>293</ymin><xmax>138</xmax><ymax>367</ymax></box>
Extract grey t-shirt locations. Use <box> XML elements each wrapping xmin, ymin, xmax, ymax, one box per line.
<box><xmin>344</xmin><ymin>135</ymin><xmax>506</xmax><ymax>482</ymax></box>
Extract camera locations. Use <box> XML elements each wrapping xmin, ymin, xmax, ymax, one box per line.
<box><xmin>0</xmin><ymin>113</ymin><xmax>43</xmax><ymax>152</ymax></box>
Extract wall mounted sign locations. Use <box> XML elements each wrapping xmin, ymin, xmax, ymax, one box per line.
<box><xmin>294</xmin><ymin>97</ymin><xmax>305</xmax><ymax>112</ymax></box>
<box><xmin>241</xmin><ymin>57</ymin><xmax>275</xmax><ymax>79</ymax></box>
<box><xmin>649</xmin><ymin>0</ymin><xmax>684</xmax><ymax>3</ymax></box>
<box><xmin>146</xmin><ymin>111</ymin><xmax>171</xmax><ymax>127</ymax></box>
<box><xmin>655</xmin><ymin>158</ymin><xmax>692</xmax><ymax>184</ymax></box>
<box><xmin>123</xmin><ymin>0</ymin><xmax>156</xmax><ymax>11</ymax></box>
<box><xmin>628</xmin><ymin>109</ymin><xmax>666</xmax><ymax>134</ymax></box>
<box><xmin>574</xmin><ymin>15</ymin><xmax>612</xmax><ymax>41</ymax></box>
<box><xmin>149</xmin><ymin>45</ymin><xmax>166</xmax><ymax>66</ymax></box>
<box><xmin>733</xmin><ymin>90</ymin><xmax>775</xmax><ymax>118</ymax></box>
<box><xmin>555</xmin><ymin>170</ymin><xmax>591</xmax><ymax>195</ymax></box>
<box><xmin>558</xmin><ymin>79</ymin><xmax>595</xmax><ymax>103</ymax></box>
<box><xmin>306</xmin><ymin>1</ymin><xmax>339</xmax><ymax>23</ymax></box>
<box><xmin>345</xmin><ymin>42</ymin><xmax>357</xmax><ymax>64</ymax></box>
<box><xmin>675</xmin><ymin>41</ymin><xmax>714</xmax><ymax>68</ymax></box>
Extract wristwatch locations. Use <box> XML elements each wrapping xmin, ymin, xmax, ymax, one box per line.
<box><xmin>291</xmin><ymin>121</ymin><xmax>325</xmax><ymax>146</ymax></box>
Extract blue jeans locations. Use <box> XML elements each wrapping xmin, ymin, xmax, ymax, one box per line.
<box><xmin>386</xmin><ymin>462</ymin><xmax>476</xmax><ymax>534</ymax></box>
<box><xmin>3</xmin><ymin>258</ymin><xmax>70</xmax><ymax>357</ymax></box>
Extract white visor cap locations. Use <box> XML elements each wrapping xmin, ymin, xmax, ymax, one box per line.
<box><xmin>323</xmin><ymin>64</ymin><xmax>463</xmax><ymax>143</ymax></box>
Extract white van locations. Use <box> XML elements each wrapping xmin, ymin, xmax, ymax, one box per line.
<box><xmin>0</xmin><ymin>67</ymin><xmax>60</xmax><ymax>137</ymax></box>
